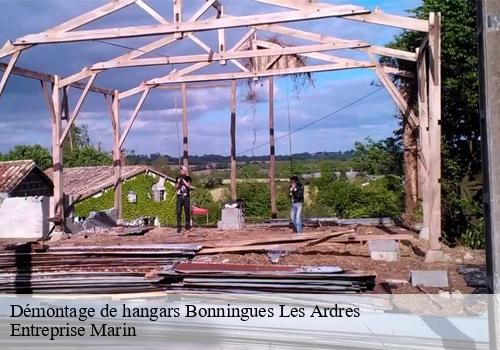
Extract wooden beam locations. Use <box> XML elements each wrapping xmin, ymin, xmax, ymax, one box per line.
<box><xmin>230</xmin><ymin>79</ymin><xmax>237</xmax><ymax>201</ymax></box>
<box><xmin>0</xmin><ymin>0</ymin><xmax>136</xmax><ymax>59</ymax></box>
<box><xmin>0</xmin><ymin>62</ymin><xmax>113</xmax><ymax>95</ymax></box>
<box><xmin>59</xmin><ymin>74</ymin><xmax>97</xmax><ymax>143</ymax></box>
<box><xmin>417</xmin><ymin>47</ymin><xmax>430</xmax><ymax>240</ymax></box>
<box><xmin>253</xmin><ymin>1</ymin><xmax>428</xmax><ymax>32</ymax></box>
<box><xmin>269</xmin><ymin>76</ymin><xmax>277</xmax><ymax>218</ymax></box>
<box><xmin>49</xmin><ymin>76</ymin><xmax>64</xmax><ymax>232</ymax></box>
<box><xmin>14</xmin><ymin>6</ymin><xmax>370</xmax><ymax>44</ymax></box>
<box><xmin>181</xmin><ymin>83</ymin><xmax>189</xmax><ymax>167</ymax></box>
<box><xmin>91</xmin><ymin>42</ymin><xmax>357</xmax><ymax>69</ymax></box>
<box><xmin>118</xmin><ymin>29</ymin><xmax>257</xmax><ymax>99</ymax></box>
<box><xmin>0</xmin><ymin>50</ymin><xmax>20</xmax><ymax>98</ymax></box>
<box><xmin>148</xmin><ymin>61</ymin><xmax>373</xmax><ymax>85</ymax></box>
<box><xmin>425</xmin><ymin>12</ymin><xmax>443</xmax><ymax>259</ymax></box>
<box><xmin>59</xmin><ymin>0</ymin><xmax>216</xmax><ymax>87</ymax></box>
<box><xmin>370</xmin><ymin>54</ymin><xmax>419</xmax><ymax>127</ymax></box>
<box><xmin>256</xmin><ymin>24</ymin><xmax>417</xmax><ymax>61</ymax></box>
<box><xmin>119</xmin><ymin>87</ymin><xmax>150</xmax><ymax>148</ymax></box>
<box><xmin>112</xmin><ymin>90</ymin><xmax>123</xmax><ymax>223</ymax></box>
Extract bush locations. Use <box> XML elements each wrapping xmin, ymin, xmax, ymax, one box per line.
<box><xmin>311</xmin><ymin>176</ymin><xmax>404</xmax><ymax>218</ymax></box>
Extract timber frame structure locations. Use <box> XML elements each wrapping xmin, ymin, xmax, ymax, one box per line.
<box><xmin>0</xmin><ymin>0</ymin><xmax>444</xmax><ymax>261</ymax></box>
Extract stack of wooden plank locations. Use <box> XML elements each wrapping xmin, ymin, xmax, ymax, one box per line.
<box><xmin>198</xmin><ymin>229</ymin><xmax>415</xmax><ymax>254</ymax></box>
<box><xmin>159</xmin><ymin>262</ymin><xmax>376</xmax><ymax>293</ymax></box>
<box><xmin>0</xmin><ymin>243</ymin><xmax>201</xmax><ymax>293</ymax></box>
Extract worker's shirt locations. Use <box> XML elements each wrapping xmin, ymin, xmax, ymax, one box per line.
<box><xmin>175</xmin><ymin>175</ymin><xmax>191</xmax><ymax>197</ymax></box>
<box><xmin>289</xmin><ymin>183</ymin><xmax>304</xmax><ymax>203</ymax></box>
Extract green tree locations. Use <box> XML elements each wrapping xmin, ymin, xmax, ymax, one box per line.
<box><xmin>62</xmin><ymin>124</ymin><xmax>112</xmax><ymax>167</ymax></box>
<box><xmin>385</xmin><ymin>0</ymin><xmax>481</xmax><ymax>246</ymax></box>
<box><xmin>1</xmin><ymin>144</ymin><xmax>52</xmax><ymax>169</ymax></box>
<box><xmin>352</xmin><ymin>137</ymin><xmax>403</xmax><ymax>175</ymax></box>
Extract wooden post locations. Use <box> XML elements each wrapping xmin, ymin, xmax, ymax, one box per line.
<box><xmin>181</xmin><ymin>82</ymin><xmax>189</xmax><ymax>167</ymax></box>
<box><xmin>51</xmin><ymin>76</ymin><xmax>64</xmax><ymax>232</ymax></box>
<box><xmin>230</xmin><ymin>79</ymin><xmax>237</xmax><ymax>201</ymax></box>
<box><xmin>425</xmin><ymin>12</ymin><xmax>444</xmax><ymax>261</ymax></box>
<box><xmin>417</xmin><ymin>47</ymin><xmax>430</xmax><ymax>240</ymax></box>
<box><xmin>269</xmin><ymin>76</ymin><xmax>277</xmax><ymax>218</ymax></box>
<box><xmin>112</xmin><ymin>90</ymin><xmax>123</xmax><ymax>223</ymax></box>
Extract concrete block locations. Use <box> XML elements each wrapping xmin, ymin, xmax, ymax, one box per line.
<box><xmin>0</xmin><ymin>196</ymin><xmax>50</xmax><ymax>239</ymax></box>
<box><xmin>368</xmin><ymin>240</ymin><xmax>398</xmax><ymax>252</ymax></box>
<box><xmin>410</xmin><ymin>270</ymin><xmax>449</xmax><ymax>288</ymax></box>
<box><xmin>419</xmin><ymin>226</ymin><xmax>430</xmax><ymax>240</ymax></box>
<box><xmin>371</xmin><ymin>251</ymin><xmax>400</xmax><ymax>262</ymax></box>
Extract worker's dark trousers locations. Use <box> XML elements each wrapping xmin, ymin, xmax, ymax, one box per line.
<box><xmin>176</xmin><ymin>195</ymin><xmax>191</xmax><ymax>231</ymax></box>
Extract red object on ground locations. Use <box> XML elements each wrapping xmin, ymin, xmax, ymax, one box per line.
<box><xmin>192</xmin><ymin>206</ymin><xmax>209</xmax><ymax>216</ymax></box>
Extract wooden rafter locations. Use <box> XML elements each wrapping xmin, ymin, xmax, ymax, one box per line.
<box><xmin>255</xmin><ymin>24</ymin><xmax>417</xmax><ymax>61</ymax></box>
<box><xmin>13</xmin><ymin>6</ymin><xmax>370</xmax><ymax>44</ymax></box>
<box><xmin>0</xmin><ymin>0</ymin><xmax>136</xmax><ymax>59</ymax></box>
<box><xmin>253</xmin><ymin>0</ymin><xmax>428</xmax><ymax>32</ymax></box>
<box><xmin>59</xmin><ymin>0</ymin><xmax>218</xmax><ymax>87</ymax></box>
<box><xmin>148</xmin><ymin>61</ymin><xmax>374</xmax><ymax>85</ymax></box>
<box><xmin>0</xmin><ymin>62</ymin><xmax>113</xmax><ymax>95</ymax></box>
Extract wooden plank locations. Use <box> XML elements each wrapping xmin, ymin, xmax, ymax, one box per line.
<box><xmin>199</xmin><ymin>233</ymin><xmax>415</xmax><ymax>254</ymax></box>
<box><xmin>230</xmin><ymin>79</ymin><xmax>237</xmax><ymax>201</ymax></box>
<box><xmin>0</xmin><ymin>50</ymin><xmax>20</xmax><ymax>98</ymax></box>
<box><xmin>119</xmin><ymin>87</ymin><xmax>150</xmax><ymax>148</ymax></box>
<box><xmin>269</xmin><ymin>76</ymin><xmax>277</xmax><ymax>218</ymax></box>
<box><xmin>13</xmin><ymin>6</ymin><xmax>370</xmax><ymax>44</ymax></box>
<box><xmin>173</xmin><ymin>0</ymin><xmax>182</xmax><ymax>39</ymax></box>
<box><xmin>253</xmin><ymin>0</ymin><xmax>428</xmax><ymax>31</ymax></box>
<box><xmin>203</xmin><ymin>229</ymin><xmax>354</xmax><ymax>248</ymax></box>
<box><xmin>427</xmin><ymin>12</ymin><xmax>442</xmax><ymax>253</ymax></box>
<box><xmin>148</xmin><ymin>61</ymin><xmax>373</xmax><ymax>85</ymax></box>
<box><xmin>256</xmin><ymin>24</ymin><xmax>416</xmax><ymax>61</ymax></box>
<box><xmin>112</xmin><ymin>91</ymin><xmax>122</xmax><ymax>222</ymax></box>
<box><xmin>91</xmin><ymin>42</ymin><xmax>354</xmax><ymax>69</ymax></box>
<box><xmin>417</xmin><ymin>47</ymin><xmax>430</xmax><ymax>239</ymax></box>
<box><xmin>0</xmin><ymin>62</ymin><xmax>112</xmax><ymax>94</ymax></box>
<box><xmin>181</xmin><ymin>83</ymin><xmax>188</xmax><ymax>167</ymax></box>
<box><xmin>50</xmin><ymin>77</ymin><xmax>64</xmax><ymax>231</ymax></box>
<box><xmin>118</xmin><ymin>29</ymin><xmax>257</xmax><ymax>100</ymax></box>
<box><xmin>59</xmin><ymin>73</ymin><xmax>97</xmax><ymax>143</ymax></box>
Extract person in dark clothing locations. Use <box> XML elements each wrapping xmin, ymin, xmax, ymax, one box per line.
<box><xmin>289</xmin><ymin>176</ymin><xmax>304</xmax><ymax>233</ymax></box>
<box><xmin>175</xmin><ymin>166</ymin><xmax>192</xmax><ymax>233</ymax></box>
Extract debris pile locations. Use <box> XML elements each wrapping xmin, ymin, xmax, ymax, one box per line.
<box><xmin>159</xmin><ymin>262</ymin><xmax>376</xmax><ymax>293</ymax></box>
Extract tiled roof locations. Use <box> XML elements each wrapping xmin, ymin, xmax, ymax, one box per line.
<box><xmin>44</xmin><ymin>165</ymin><xmax>174</xmax><ymax>201</ymax></box>
<box><xmin>0</xmin><ymin>160</ymin><xmax>38</xmax><ymax>193</ymax></box>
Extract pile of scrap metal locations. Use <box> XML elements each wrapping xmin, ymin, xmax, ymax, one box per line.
<box><xmin>159</xmin><ymin>262</ymin><xmax>376</xmax><ymax>293</ymax></box>
<box><xmin>0</xmin><ymin>243</ymin><xmax>201</xmax><ymax>293</ymax></box>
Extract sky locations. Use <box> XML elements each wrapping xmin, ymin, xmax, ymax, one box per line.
<box><xmin>0</xmin><ymin>0</ymin><xmax>421</xmax><ymax>157</ymax></box>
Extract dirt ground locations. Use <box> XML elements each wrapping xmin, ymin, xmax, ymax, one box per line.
<box><xmin>43</xmin><ymin>224</ymin><xmax>485</xmax><ymax>294</ymax></box>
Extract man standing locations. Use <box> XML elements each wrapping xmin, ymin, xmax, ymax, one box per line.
<box><xmin>289</xmin><ymin>176</ymin><xmax>304</xmax><ymax>233</ymax></box>
<box><xmin>175</xmin><ymin>166</ymin><xmax>192</xmax><ymax>233</ymax></box>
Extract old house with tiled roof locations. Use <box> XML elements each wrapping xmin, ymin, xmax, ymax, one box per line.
<box><xmin>0</xmin><ymin>160</ymin><xmax>53</xmax><ymax>198</ymax></box>
<box><xmin>0</xmin><ymin>160</ymin><xmax>53</xmax><ymax>239</ymax></box>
